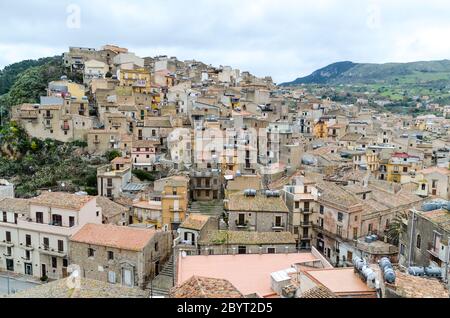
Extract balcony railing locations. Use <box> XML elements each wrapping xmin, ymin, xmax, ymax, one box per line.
<box><xmin>0</xmin><ymin>241</ymin><xmax>14</xmax><ymax>248</ymax></box>
<box><xmin>235</xmin><ymin>220</ymin><xmax>249</xmax><ymax>229</ymax></box>
<box><xmin>300</xmin><ymin>221</ymin><xmax>313</xmax><ymax>227</ymax></box>
<box><xmin>272</xmin><ymin>223</ymin><xmax>286</xmax><ymax>230</ymax></box>
<box><xmin>43</xmin><ymin>114</ymin><xmax>53</xmax><ymax>119</ymax></box>
<box><xmin>300</xmin><ymin>209</ymin><xmax>314</xmax><ymax>214</ymax></box>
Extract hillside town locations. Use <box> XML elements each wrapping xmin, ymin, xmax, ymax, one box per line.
<box><xmin>1</xmin><ymin>44</ymin><xmax>450</xmax><ymax>299</ymax></box>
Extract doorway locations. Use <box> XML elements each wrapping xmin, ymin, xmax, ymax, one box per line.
<box><xmin>41</xmin><ymin>264</ymin><xmax>47</xmax><ymax>278</ymax></box>
<box><xmin>25</xmin><ymin>263</ymin><xmax>33</xmax><ymax>276</ymax></box>
<box><xmin>6</xmin><ymin>259</ymin><xmax>14</xmax><ymax>271</ymax></box>
<box><xmin>122</xmin><ymin>268</ymin><xmax>133</xmax><ymax>287</ymax></box>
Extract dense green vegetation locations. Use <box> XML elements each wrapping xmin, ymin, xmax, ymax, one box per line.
<box><xmin>282</xmin><ymin>59</ymin><xmax>450</xmax><ymax>86</ymax></box>
<box><xmin>0</xmin><ymin>57</ymin><xmax>60</xmax><ymax>95</ymax></box>
<box><xmin>0</xmin><ymin>55</ymin><xmax>66</xmax><ymax>126</ymax></box>
<box><xmin>132</xmin><ymin>169</ymin><xmax>157</xmax><ymax>182</ymax></box>
<box><xmin>0</xmin><ymin>122</ymin><xmax>105</xmax><ymax>198</ymax></box>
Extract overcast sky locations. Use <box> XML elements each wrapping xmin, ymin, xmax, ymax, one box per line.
<box><xmin>1</xmin><ymin>0</ymin><xmax>450</xmax><ymax>82</ymax></box>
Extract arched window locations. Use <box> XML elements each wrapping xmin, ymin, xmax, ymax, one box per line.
<box><xmin>416</xmin><ymin>234</ymin><xmax>421</xmax><ymax>249</ymax></box>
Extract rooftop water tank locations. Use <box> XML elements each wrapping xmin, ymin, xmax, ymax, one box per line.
<box><xmin>365</xmin><ymin>236</ymin><xmax>374</xmax><ymax>244</ymax></box>
<box><xmin>244</xmin><ymin>189</ymin><xmax>257</xmax><ymax>197</ymax></box>
<box><xmin>361</xmin><ymin>266</ymin><xmax>377</xmax><ymax>283</ymax></box>
<box><xmin>408</xmin><ymin>267</ymin><xmax>425</xmax><ymax>276</ymax></box>
<box><xmin>379</xmin><ymin>257</ymin><xmax>393</xmax><ymax>271</ymax></box>
<box><xmin>384</xmin><ymin>268</ymin><xmax>396</xmax><ymax>284</ymax></box>
<box><xmin>370</xmin><ymin>234</ymin><xmax>378</xmax><ymax>242</ymax></box>
<box><xmin>422</xmin><ymin>203</ymin><xmax>439</xmax><ymax>212</ymax></box>
<box><xmin>425</xmin><ymin>267</ymin><xmax>442</xmax><ymax>278</ymax></box>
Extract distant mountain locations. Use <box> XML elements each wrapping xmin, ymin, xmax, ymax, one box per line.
<box><xmin>281</xmin><ymin>60</ymin><xmax>450</xmax><ymax>86</ymax></box>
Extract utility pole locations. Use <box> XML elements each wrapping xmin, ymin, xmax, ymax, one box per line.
<box><xmin>444</xmin><ymin>236</ymin><xmax>450</xmax><ymax>286</ymax></box>
<box><xmin>408</xmin><ymin>209</ymin><xmax>416</xmax><ymax>267</ymax></box>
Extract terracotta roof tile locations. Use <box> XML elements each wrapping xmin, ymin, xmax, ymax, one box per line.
<box><xmin>71</xmin><ymin>223</ymin><xmax>155</xmax><ymax>251</ymax></box>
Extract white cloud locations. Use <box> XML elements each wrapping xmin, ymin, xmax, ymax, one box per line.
<box><xmin>1</xmin><ymin>0</ymin><xmax>450</xmax><ymax>82</ymax></box>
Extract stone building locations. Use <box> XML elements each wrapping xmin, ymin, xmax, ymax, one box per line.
<box><xmin>70</xmin><ymin>223</ymin><xmax>171</xmax><ymax>289</ymax></box>
<box><xmin>225</xmin><ymin>191</ymin><xmax>289</xmax><ymax>232</ymax></box>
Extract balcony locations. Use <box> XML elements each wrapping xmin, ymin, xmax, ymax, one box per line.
<box><xmin>43</xmin><ymin>114</ymin><xmax>53</xmax><ymax>119</ymax></box>
<box><xmin>300</xmin><ymin>234</ymin><xmax>313</xmax><ymax>240</ymax></box>
<box><xmin>20</xmin><ymin>112</ymin><xmax>38</xmax><ymax>120</ymax></box>
<box><xmin>300</xmin><ymin>209</ymin><xmax>314</xmax><ymax>215</ymax></box>
<box><xmin>427</xmin><ymin>243</ymin><xmax>442</xmax><ymax>260</ymax></box>
<box><xmin>272</xmin><ymin>223</ymin><xmax>286</xmax><ymax>230</ymax></box>
<box><xmin>300</xmin><ymin>221</ymin><xmax>313</xmax><ymax>227</ymax></box>
<box><xmin>235</xmin><ymin>220</ymin><xmax>249</xmax><ymax>229</ymax></box>
<box><xmin>93</xmin><ymin>139</ymin><xmax>101</xmax><ymax>144</ymax></box>
<box><xmin>61</xmin><ymin>125</ymin><xmax>70</xmax><ymax>131</ymax></box>
<box><xmin>19</xmin><ymin>243</ymin><xmax>35</xmax><ymax>251</ymax></box>
<box><xmin>0</xmin><ymin>241</ymin><xmax>14</xmax><ymax>248</ymax></box>
<box><xmin>38</xmin><ymin>246</ymin><xmax>67</xmax><ymax>258</ymax></box>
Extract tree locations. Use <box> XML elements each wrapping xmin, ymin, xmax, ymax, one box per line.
<box><xmin>105</xmin><ymin>149</ymin><xmax>121</xmax><ymax>162</ymax></box>
<box><xmin>386</xmin><ymin>211</ymin><xmax>409</xmax><ymax>246</ymax></box>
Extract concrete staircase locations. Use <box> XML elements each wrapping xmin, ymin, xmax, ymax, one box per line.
<box><xmin>147</xmin><ymin>255</ymin><xmax>174</xmax><ymax>298</ymax></box>
<box><xmin>189</xmin><ymin>200</ymin><xmax>224</xmax><ymax>217</ymax></box>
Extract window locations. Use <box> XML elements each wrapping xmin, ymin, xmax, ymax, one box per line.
<box><xmin>267</xmin><ymin>248</ymin><xmax>276</xmax><ymax>254</ymax></box>
<box><xmin>2</xmin><ymin>212</ymin><xmax>6</xmax><ymax>222</ymax></box>
<box><xmin>52</xmin><ymin>214</ymin><xmax>62</xmax><ymax>227</ymax></box>
<box><xmin>362</xmin><ymin>193</ymin><xmax>367</xmax><ymax>200</ymax></box>
<box><xmin>320</xmin><ymin>205</ymin><xmax>324</xmax><ymax>214</ymax></box>
<box><xmin>52</xmin><ymin>257</ymin><xmax>57</xmax><ymax>269</ymax></box>
<box><xmin>69</xmin><ymin>217</ymin><xmax>75</xmax><ymax>227</ymax></box>
<box><xmin>36</xmin><ymin>212</ymin><xmax>44</xmax><ymax>224</ymax></box>
<box><xmin>337</xmin><ymin>212</ymin><xmax>343</xmax><ymax>223</ymax></box>
<box><xmin>353</xmin><ymin>227</ymin><xmax>358</xmax><ymax>240</ymax></box>
<box><xmin>403</xmin><ymin>167</ymin><xmax>408</xmax><ymax>173</ymax></box>
<box><xmin>337</xmin><ymin>226</ymin><xmax>343</xmax><ymax>237</ymax></box>
<box><xmin>26</xmin><ymin>234</ymin><xmax>31</xmax><ymax>247</ymax></box>
<box><xmin>63</xmin><ymin>258</ymin><xmax>68</xmax><ymax>268</ymax></box>
<box><xmin>58</xmin><ymin>240</ymin><xmax>64</xmax><ymax>253</ymax></box>
<box><xmin>421</xmin><ymin>184</ymin><xmax>426</xmax><ymax>191</ymax></box>
<box><xmin>154</xmin><ymin>242</ymin><xmax>159</xmax><ymax>252</ymax></box>
<box><xmin>108</xmin><ymin>271</ymin><xmax>116</xmax><ymax>284</ymax></box>
<box><xmin>400</xmin><ymin>244</ymin><xmax>405</xmax><ymax>256</ymax></box>
<box><xmin>108</xmin><ymin>251</ymin><xmax>114</xmax><ymax>261</ymax></box>
<box><xmin>295</xmin><ymin>201</ymin><xmax>300</xmax><ymax>209</ymax></box>
<box><xmin>172</xmin><ymin>188</ymin><xmax>178</xmax><ymax>196</ymax></box>
<box><xmin>88</xmin><ymin>248</ymin><xmax>95</xmax><ymax>257</ymax></box>
<box><xmin>43</xmin><ymin>237</ymin><xmax>49</xmax><ymax>249</ymax></box>
<box><xmin>416</xmin><ymin>235</ymin><xmax>421</xmax><ymax>249</ymax></box>
<box><xmin>368</xmin><ymin>224</ymin><xmax>373</xmax><ymax>233</ymax></box>
<box><xmin>25</xmin><ymin>250</ymin><xmax>31</xmax><ymax>260</ymax></box>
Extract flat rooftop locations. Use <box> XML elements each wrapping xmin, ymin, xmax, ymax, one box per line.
<box><xmin>177</xmin><ymin>252</ymin><xmax>331</xmax><ymax>297</ymax></box>
<box><xmin>303</xmin><ymin>268</ymin><xmax>376</xmax><ymax>297</ymax></box>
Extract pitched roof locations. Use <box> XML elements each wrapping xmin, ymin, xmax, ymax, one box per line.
<box><xmin>0</xmin><ymin>198</ymin><xmax>30</xmax><ymax>215</ymax></box>
<box><xmin>419</xmin><ymin>167</ymin><xmax>450</xmax><ymax>176</ymax></box>
<box><xmin>70</xmin><ymin>224</ymin><xmax>155</xmax><ymax>251</ymax></box>
<box><xmin>96</xmin><ymin>196</ymin><xmax>128</xmax><ymax>219</ymax></box>
<box><xmin>170</xmin><ymin>276</ymin><xmax>244</xmax><ymax>298</ymax></box>
<box><xmin>339</xmin><ymin>133</ymin><xmax>363</xmax><ymax>142</ymax></box>
<box><xmin>180</xmin><ymin>214</ymin><xmax>211</xmax><ymax>231</ymax></box>
<box><xmin>227</xmin><ymin>192</ymin><xmax>289</xmax><ymax>213</ymax></box>
<box><xmin>29</xmin><ymin>192</ymin><xmax>95</xmax><ymax>210</ymax></box>
<box><xmin>199</xmin><ymin>231</ymin><xmax>296</xmax><ymax>245</ymax></box>
<box><xmin>9</xmin><ymin>278</ymin><xmax>149</xmax><ymax>298</ymax></box>
<box><xmin>301</xmin><ymin>285</ymin><xmax>338</xmax><ymax>298</ymax></box>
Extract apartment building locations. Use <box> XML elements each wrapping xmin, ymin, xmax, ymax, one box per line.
<box><xmin>387</xmin><ymin>153</ymin><xmax>423</xmax><ymax>184</ymax></box>
<box><xmin>226</xmin><ymin>191</ymin><xmax>289</xmax><ymax>232</ymax></box>
<box><xmin>70</xmin><ymin>223</ymin><xmax>171</xmax><ymax>289</ymax></box>
<box><xmin>97</xmin><ymin>157</ymin><xmax>132</xmax><ymax>199</ymax></box>
<box><xmin>156</xmin><ymin>176</ymin><xmax>190</xmax><ymax>231</ymax></box>
<box><xmin>131</xmin><ymin>140</ymin><xmax>158</xmax><ymax>171</ymax></box>
<box><xmin>0</xmin><ymin>192</ymin><xmax>102</xmax><ymax>280</ymax></box>
<box><xmin>283</xmin><ymin>177</ymin><xmax>319</xmax><ymax>249</ymax></box>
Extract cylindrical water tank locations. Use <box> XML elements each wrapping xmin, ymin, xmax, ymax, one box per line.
<box><xmin>425</xmin><ymin>267</ymin><xmax>442</xmax><ymax>278</ymax></box>
<box><xmin>370</xmin><ymin>234</ymin><xmax>378</xmax><ymax>242</ymax></box>
<box><xmin>379</xmin><ymin>257</ymin><xmax>393</xmax><ymax>271</ymax></box>
<box><xmin>384</xmin><ymin>268</ymin><xmax>396</xmax><ymax>284</ymax></box>
<box><xmin>365</xmin><ymin>236</ymin><xmax>373</xmax><ymax>243</ymax></box>
<box><xmin>422</xmin><ymin>203</ymin><xmax>439</xmax><ymax>212</ymax></box>
<box><xmin>408</xmin><ymin>267</ymin><xmax>425</xmax><ymax>276</ymax></box>
<box><xmin>362</xmin><ymin>266</ymin><xmax>377</xmax><ymax>282</ymax></box>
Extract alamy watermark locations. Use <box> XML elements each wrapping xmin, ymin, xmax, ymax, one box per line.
<box><xmin>66</xmin><ymin>4</ymin><xmax>81</xmax><ymax>29</ymax></box>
